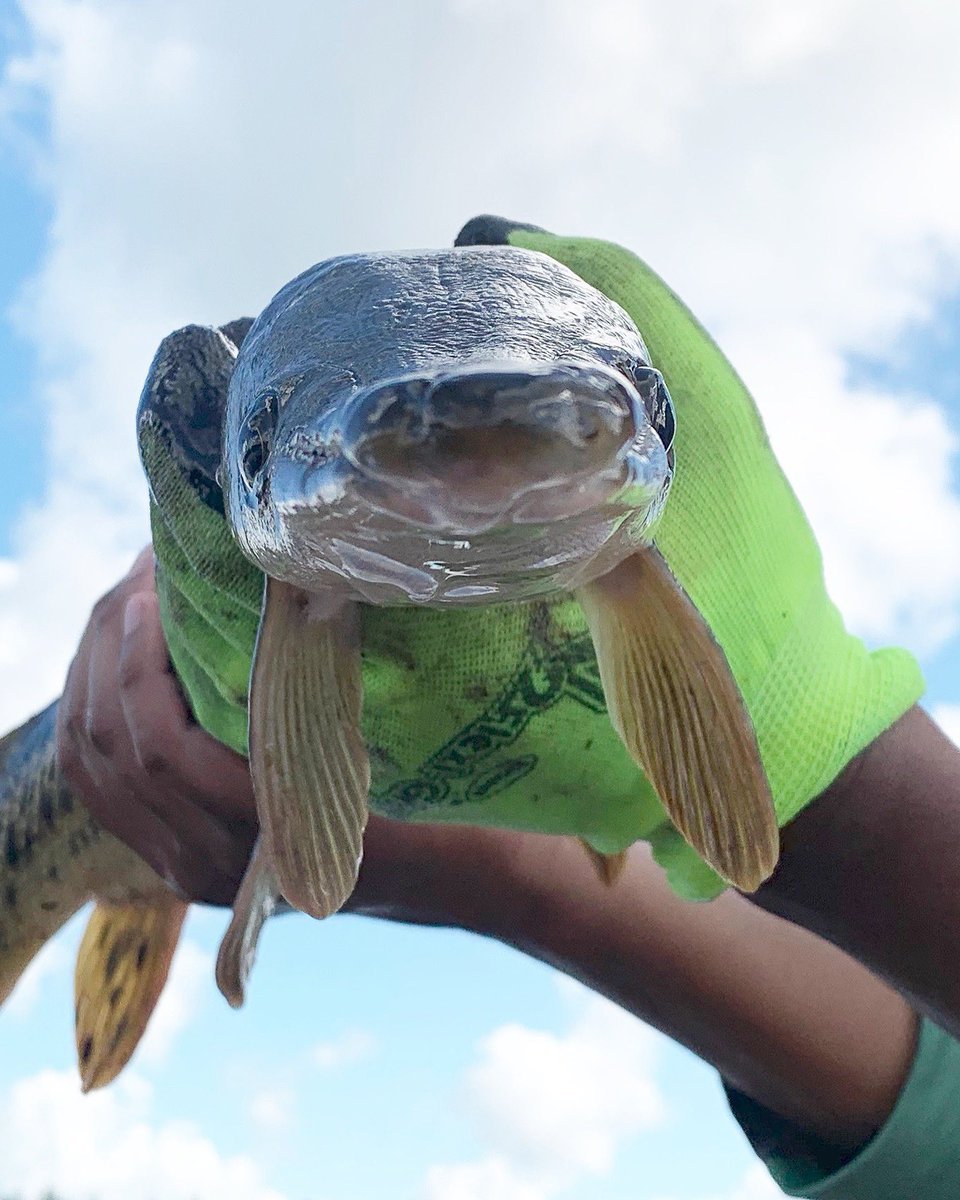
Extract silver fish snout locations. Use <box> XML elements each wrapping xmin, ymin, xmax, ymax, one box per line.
<box><xmin>339</xmin><ymin>362</ymin><xmax>645</xmax><ymax>529</ymax></box>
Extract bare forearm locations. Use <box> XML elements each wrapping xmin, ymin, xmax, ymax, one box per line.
<box><xmin>755</xmin><ymin>706</ymin><xmax>960</xmax><ymax>1039</ymax></box>
<box><xmin>456</xmin><ymin>837</ymin><xmax>916</xmax><ymax>1154</ymax></box>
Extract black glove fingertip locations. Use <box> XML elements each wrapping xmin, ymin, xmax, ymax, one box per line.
<box><xmin>454</xmin><ymin>214</ymin><xmax>546</xmax><ymax>247</ymax></box>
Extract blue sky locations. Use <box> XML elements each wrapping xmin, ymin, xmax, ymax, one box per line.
<box><xmin>1</xmin><ymin>3</ymin><xmax>960</xmax><ymax>1198</ymax></box>
<box><xmin>0</xmin><ymin>1</ymin><xmax>46</xmax><ymax>549</ymax></box>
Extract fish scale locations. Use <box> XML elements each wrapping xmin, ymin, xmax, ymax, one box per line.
<box><xmin>0</xmin><ymin>705</ymin><xmax>166</xmax><ymax>1003</ymax></box>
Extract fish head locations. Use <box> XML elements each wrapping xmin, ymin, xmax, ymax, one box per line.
<box><xmin>225</xmin><ymin>245</ymin><xmax>674</xmax><ymax>604</ymax></box>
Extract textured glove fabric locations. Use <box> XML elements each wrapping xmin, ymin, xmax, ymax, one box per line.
<box><xmin>499</xmin><ymin>225</ymin><xmax>924</xmax><ymax>894</ymax></box>
<box><xmin>143</xmin><ymin>218</ymin><xmax>923</xmax><ymax>901</ymax></box>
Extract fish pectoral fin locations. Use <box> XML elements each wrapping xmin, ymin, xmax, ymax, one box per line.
<box><xmin>576</xmin><ymin>548</ymin><xmax>779</xmax><ymax>893</ymax></box>
<box><xmin>75</xmin><ymin>894</ymin><xmax>188</xmax><ymax>1092</ymax></box>
<box><xmin>216</xmin><ymin>839</ymin><xmax>280</xmax><ymax>1009</ymax></box>
<box><xmin>578</xmin><ymin>839</ymin><xmax>629</xmax><ymax>886</ymax></box>
<box><xmin>250</xmin><ymin>579</ymin><xmax>370</xmax><ymax>920</ymax></box>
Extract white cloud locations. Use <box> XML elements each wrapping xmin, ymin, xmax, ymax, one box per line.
<box><xmin>424</xmin><ymin>982</ymin><xmax>665</xmax><ymax>1199</ymax></box>
<box><xmin>312</xmin><ymin>1027</ymin><xmax>377</xmax><ymax>1070</ymax></box>
<box><xmin>249</xmin><ymin>1086</ymin><xmax>295</xmax><ymax>1131</ymax></box>
<box><xmin>245</xmin><ymin>1029</ymin><xmax>375</xmax><ymax>1131</ymax></box>
<box><xmin>733</xmin><ymin>1166</ymin><xmax>787</xmax><ymax>1200</ymax></box>
<box><xmin>728</xmin><ymin>328</ymin><xmax>960</xmax><ymax>653</ymax></box>
<box><xmin>463</xmin><ymin>990</ymin><xmax>664</xmax><ymax>1177</ymax></box>
<box><xmin>424</xmin><ymin>1155</ymin><xmax>549</xmax><ymax>1200</ymax></box>
<box><xmin>0</xmin><ymin>1067</ymin><xmax>288</xmax><ymax>1200</ymax></box>
<box><xmin>653</xmin><ymin>1162</ymin><xmax>786</xmax><ymax>1200</ymax></box>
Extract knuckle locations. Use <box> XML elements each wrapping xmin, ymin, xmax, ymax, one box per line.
<box><xmin>90</xmin><ymin>591</ymin><xmax>120</xmax><ymax>626</ymax></box>
<box><xmin>117</xmin><ymin>652</ymin><xmax>145</xmax><ymax>693</ymax></box>
<box><xmin>84</xmin><ymin>718</ymin><xmax>116</xmax><ymax>757</ymax></box>
<box><xmin>151</xmin><ymin>846</ymin><xmax>210</xmax><ymax>904</ymax></box>
<box><xmin>61</xmin><ymin>710</ymin><xmax>86</xmax><ymax>749</ymax></box>
<box><xmin>137</xmin><ymin>742</ymin><xmax>172</xmax><ymax>779</ymax></box>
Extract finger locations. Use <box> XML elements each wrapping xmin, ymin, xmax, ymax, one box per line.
<box><xmin>83</xmin><ymin>593</ymin><xmax>249</xmax><ymax>900</ymax></box>
<box><xmin>118</xmin><ymin>592</ymin><xmax>256</xmax><ymax>820</ymax></box>
<box><xmin>82</xmin><ymin>589</ymin><xmax>128</xmax><ymax>762</ymax></box>
<box><xmin>57</xmin><ymin>651</ymin><xmax>101</xmax><ymax>817</ymax></box>
<box><xmin>58</xmin><ymin>610</ymin><xmax>183</xmax><ymax>881</ymax></box>
<box><xmin>127</xmin><ymin>544</ymin><xmax>156</xmax><ymax>582</ymax></box>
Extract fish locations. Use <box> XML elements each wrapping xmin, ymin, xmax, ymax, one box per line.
<box><xmin>0</xmin><ymin>220</ymin><xmax>778</xmax><ymax>1090</ymax></box>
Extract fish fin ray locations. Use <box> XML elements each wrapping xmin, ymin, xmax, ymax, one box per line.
<box><xmin>250</xmin><ymin>579</ymin><xmax>369</xmax><ymax>918</ymax></box>
<box><xmin>215</xmin><ymin>839</ymin><xmax>279</xmax><ymax>1008</ymax></box>
<box><xmin>577</xmin><ymin>548</ymin><xmax>778</xmax><ymax>892</ymax></box>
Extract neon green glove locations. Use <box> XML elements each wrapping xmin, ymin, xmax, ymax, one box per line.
<box><xmin>455</xmin><ymin>215</ymin><xmax>924</xmax><ymax>892</ymax></box>
<box><xmin>143</xmin><ymin>217</ymin><xmax>923</xmax><ymax>902</ymax></box>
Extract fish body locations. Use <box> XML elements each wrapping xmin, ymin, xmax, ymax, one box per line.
<box><xmin>0</xmin><ymin>705</ymin><xmax>166</xmax><ymax>1004</ymax></box>
<box><xmin>0</xmin><ymin>226</ymin><xmax>776</xmax><ymax>1087</ymax></box>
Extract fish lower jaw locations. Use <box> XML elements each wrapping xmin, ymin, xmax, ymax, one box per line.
<box><xmin>265</xmin><ymin>514</ymin><xmax>655</xmax><ymax>608</ymax></box>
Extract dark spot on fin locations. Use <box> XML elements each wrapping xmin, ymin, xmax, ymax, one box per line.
<box><xmin>109</xmin><ymin>1016</ymin><xmax>130</xmax><ymax>1054</ymax></box>
<box><xmin>104</xmin><ymin>944</ymin><xmax>122</xmax><ymax>983</ymax></box>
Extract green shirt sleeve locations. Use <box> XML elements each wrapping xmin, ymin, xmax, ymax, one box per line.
<box><xmin>724</xmin><ymin>1019</ymin><xmax>960</xmax><ymax>1198</ymax></box>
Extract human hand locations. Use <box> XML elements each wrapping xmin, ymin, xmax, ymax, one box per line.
<box><xmin>56</xmin><ymin>546</ymin><xmax>259</xmax><ymax>904</ymax></box>
<box><xmin>54</xmin><ymin>550</ymin><xmax>548</xmax><ymax>925</ymax></box>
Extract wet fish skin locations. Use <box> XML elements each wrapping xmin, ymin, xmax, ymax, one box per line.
<box><xmin>0</xmin><ymin>703</ymin><xmax>169</xmax><ymax>1006</ymax></box>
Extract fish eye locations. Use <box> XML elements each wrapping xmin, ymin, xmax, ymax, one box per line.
<box><xmin>239</xmin><ymin>391</ymin><xmax>277</xmax><ymax>492</ymax></box>
<box><xmin>653</xmin><ymin>381</ymin><xmax>675</xmax><ymax>454</ymax></box>
<box><xmin>635</xmin><ymin>368</ymin><xmax>675</xmax><ymax>456</ymax></box>
<box><xmin>595</xmin><ymin>351</ymin><xmax>676</xmax><ymax>457</ymax></box>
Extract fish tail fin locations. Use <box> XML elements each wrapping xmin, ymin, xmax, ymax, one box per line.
<box><xmin>75</xmin><ymin>895</ymin><xmax>188</xmax><ymax>1092</ymax></box>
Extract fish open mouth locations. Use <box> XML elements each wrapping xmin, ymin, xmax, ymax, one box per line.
<box><xmin>253</xmin><ymin>359</ymin><xmax>673</xmax><ymax>603</ymax></box>
<box><xmin>338</xmin><ymin>361</ymin><xmax>652</xmax><ymax>533</ymax></box>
